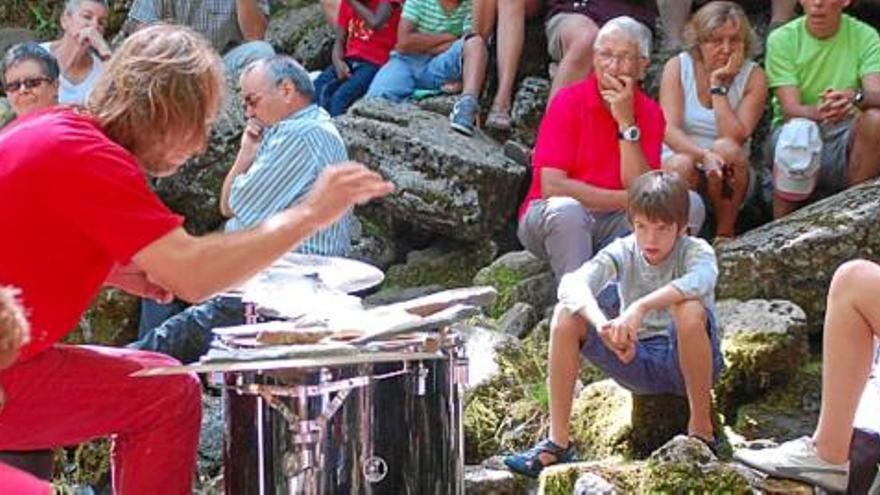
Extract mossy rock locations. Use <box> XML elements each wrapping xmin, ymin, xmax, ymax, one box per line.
<box><xmin>463</xmin><ymin>321</ymin><xmax>603</xmax><ymax>463</ymax></box>
<box><xmin>638</xmin><ymin>436</ymin><xmax>751</xmax><ymax>494</ymax></box>
<box><xmin>716</xmin><ymin>299</ymin><xmax>809</xmax><ymax>418</ymax></box>
<box><xmin>473</xmin><ymin>251</ymin><xmax>552</xmax><ymax>318</ymax></box>
<box><xmin>52</xmin><ymin>439</ymin><xmax>112</xmax><ymax>493</ymax></box>
<box><xmin>65</xmin><ymin>288</ymin><xmax>140</xmax><ymax>347</ymax></box>
<box><xmin>384</xmin><ymin>240</ymin><xmax>497</xmax><ymax>290</ymax></box>
<box><xmin>569</xmin><ymin>379</ymin><xmax>634</xmax><ymax>460</ymax></box>
<box><xmin>733</xmin><ymin>357</ymin><xmax>821</xmax><ymax>442</ymax></box>
<box><xmin>539</xmin><ymin>461</ymin><xmax>642</xmax><ymax>495</ymax></box>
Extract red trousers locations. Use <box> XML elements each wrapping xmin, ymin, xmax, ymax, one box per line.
<box><xmin>0</xmin><ymin>462</ymin><xmax>51</xmax><ymax>494</ymax></box>
<box><xmin>0</xmin><ymin>345</ymin><xmax>201</xmax><ymax>494</ymax></box>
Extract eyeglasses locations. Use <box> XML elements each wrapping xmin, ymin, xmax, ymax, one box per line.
<box><xmin>4</xmin><ymin>77</ymin><xmax>52</xmax><ymax>93</ymax></box>
<box><xmin>701</xmin><ymin>35</ymin><xmax>745</xmax><ymax>47</ymax></box>
<box><xmin>595</xmin><ymin>50</ymin><xmax>640</xmax><ymax>67</ymax></box>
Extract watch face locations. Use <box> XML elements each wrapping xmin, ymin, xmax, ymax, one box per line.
<box><xmin>624</xmin><ymin>126</ymin><xmax>640</xmax><ymax>141</ymax></box>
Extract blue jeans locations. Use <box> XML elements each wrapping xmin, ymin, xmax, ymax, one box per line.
<box><xmin>580</xmin><ymin>308</ymin><xmax>724</xmax><ymax>396</ymax></box>
<box><xmin>129</xmin><ymin>296</ymin><xmax>243</xmax><ymax>364</ymax></box>
<box><xmin>223</xmin><ymin>40</ymin><xmax>276</xmax><ymax>78</ymax></box>
<box><xmin>314</xmin><ymin>59</ymin><xmax>381</xmax><ymax>116</ymax></box>
<box><xmin>365</xmin><ymin>39</ymin><xmax>465</xmax><ymax>102</ymax></box>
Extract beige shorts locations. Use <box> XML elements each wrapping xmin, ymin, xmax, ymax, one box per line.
<box><xmin>545</xmin><ymin>13</ymin><xmax>585</xmax><ymax>62</ymax></box>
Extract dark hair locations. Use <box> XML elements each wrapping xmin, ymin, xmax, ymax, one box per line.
<box><xmin>627</xmin><ymin>171</ymin><xmax>690</xmax><ymax>228</ymax></box>
<box><xmin>2</xmin><ymin>42</ymin><xmax>60</xmax><ymax>84</ymax></box>
<box><xmin>243</xmin><ymin>55</ymin><xmax>316</xmax><ymax>102</ymax></box>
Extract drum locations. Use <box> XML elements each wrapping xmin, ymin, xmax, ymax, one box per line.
<box><xmin>221</xmin><ymin>342</ymin><xmax>467</xmax><ymax>495</ymax></box>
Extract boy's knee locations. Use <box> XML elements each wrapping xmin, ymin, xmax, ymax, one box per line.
<box><xmin>550</xmin><ymin>304</ymin><xmax>587</xmax><ymax>341</ymax></box>
<box><xmin>831</xmin><ymin>259</ymin><xmax>880</xmax><ymax>296</ymax></box>
<box><xmin>672</xmin><ymin>300</ymin><xmax>706</xmax><ymax>334</ymax></box>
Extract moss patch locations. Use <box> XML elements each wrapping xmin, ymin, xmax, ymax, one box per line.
<box><xmin>384</xmin><ymin>241</ymin><xmax>496</xmax><ymax>290</ymax></box>
<box><xmin>540</xmin><ymin>461</ymin><xmax>643</xmax><ymax>495</ymax></box>
<box><xmin>639</xmin><ymin>457</ymin><xmax>751</xmax><ymax>494</ymax></box>
<box><xmin>52</xmin><ymin>439</ymin><xmax>112</xmax><ymax>493</ymax></box>
<box><xmin>569</xmin><ymin>379</ymin><xmax>634</xmax><ymax>460</ymax></box>
<box><xmin>65</xmin><ymin>288</ymin><xmax>140</xmax><ymax>347</ymax></box>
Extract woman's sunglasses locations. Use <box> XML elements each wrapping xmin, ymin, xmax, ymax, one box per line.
<box><xmin>4</xmin><ymin>77</ymin><xmax>52</xmax><ymax>93</ymax></box>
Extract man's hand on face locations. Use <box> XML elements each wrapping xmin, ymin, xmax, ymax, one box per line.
<box><xmin>238</xmin><ymin>118</ymin><xmax>265</xmax><ymax>168</ymax></box>
<box><xmin>301</xmin><ymin>162</ymin><xmax>395</xmax><ymax>229</ymax></box>
<box><xmin>78</xmin><ymin>27</ymin><xmax>112</xmax><ymax>60</ymax></box>
<box><xmin>600</xmin><ymin>73</ymin><xmax>636</xmax><ymax>126</ymax></box>
<box><xmin>0</xmin><ymin>287</ymin><xmax>29</xmax><ymax>371</ymax></box>
<box><xmin>106</xmin><ymin>263</ymin><xmax>174</xmax><ymax>303</ymax></box>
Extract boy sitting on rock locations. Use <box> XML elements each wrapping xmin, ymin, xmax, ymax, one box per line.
<box><xmin>505</xmin><ymin>170</ymin><xmax>723</xmax><ymax>477</ymax></box>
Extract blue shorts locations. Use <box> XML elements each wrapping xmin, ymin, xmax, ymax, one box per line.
<box><xmin>365</xmin><ymin>38</ymin><xmax>465</xmax><ymax>103</ymax></box>
<box><xmin>580</xmin><ymin>309</ymin><xmax>724</xmax><ymax>396</ymax></box>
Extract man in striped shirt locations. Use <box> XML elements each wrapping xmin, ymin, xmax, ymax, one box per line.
<box><xmin>130</xmin><ymin>56</ymin><xmax>354</xmax><ymax>363</ymax></box>
<box><xmin>365</xmin><ymin>0</ymin><xmax>489</xmax><ymax>136</ymax></box>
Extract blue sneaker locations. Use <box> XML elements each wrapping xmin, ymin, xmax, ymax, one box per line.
<box><xmin>503</xmin><ymin>438</ymin><xmax>576</xmax><ymax>478</ymax></box>
<box><xmin>449</xmin><ymin>94</ymin><xmax>479</xmax><ymax>136</ymax></box>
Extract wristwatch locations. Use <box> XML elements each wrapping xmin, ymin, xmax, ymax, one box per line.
<box><xmin>618</xmin><ymin>125</ymin><xmax>641</xmax><ymax>142</ymax></box>
<box><xmin>853</xmin><ymin>88</ymin><xmax>865</xmax><ymax>108</ymax></box>
<box><xmin>709</xmin><ymin>86</ymin><xmax>728</xmax><ymax>96</ymax></box>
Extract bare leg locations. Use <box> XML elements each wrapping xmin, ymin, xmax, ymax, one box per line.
<box><xmin>770</xmin><ymin>0</ymin><xmax>797</xmax><ymax>26</ymax></box>
<box><xmin>320</xmin><ymin>0</ymin><xmax>340</xmax><ymax>24</ymax></box>
<box><xmin>708</xmin><ymin>138</ymin><xmax>749</xmax><ymax>238</ymax></box>
<box><xmin>462</xmin><ymin>34</ymin><xmax>489</xmax><ymax>97</ymax></box>
<box><xmin>471</xmin><ymin>0</ymin><xmax>499</xmax><ymax>39</ymax></box>
<box><xmin>772</xmin><ymin>195</ymin><xmax>800</xmax><ymax>219</ymax></box>
<box><xmin>847</xmin><ymin>108</ymin><xmax>880</xmax><ymax>186</ymax></box>
<box><xmin>672</xmin><ymin>300</ymin><xmax>714</xmax><ymax>440</ymax></box>
<box><xmin>656</xmin><ymin>0</ymin><xmax>694</xmax><ymax>52</ymax></box>
<box><xmin>812</xmin><ymin>260</ymin><xmax>880</xmax><ymax>464</ymax></box>
<box><xmin>549</xmin><ymin>15</ymin><xmax>599</xmax><ymax>101</ymax></box>
<box><xmin>547</xmin><ymin>305</ymin><xmax>589</xmax><ymax>454</ymax></box>
<box><xmin>491</xmin><ymin>0</ymin><xmax>541</xmax><ymax>112</ymax></box>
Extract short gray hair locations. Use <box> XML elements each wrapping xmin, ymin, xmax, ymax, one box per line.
<box><xmin>64</xmin><ymin>0</ymin><xmax>109</xmax><ymax>16</ymax></box>
<box><xmin>595</xmin><ymin>16</ymin><xmax>653</xmax><ymax>58</ymax></box>
<box><xmin>245</xmin><ymin>55</ymin><xmax>315</xmax><ymax>102</ymax></box>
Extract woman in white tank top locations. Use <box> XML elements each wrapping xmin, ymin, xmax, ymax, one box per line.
<box><xmin>41</xmin><ymin>0</ymin><xmax>111</xmax><ymax>106</ymax></box>
<box><xmin>659</xmin><ymin>1</ymin><xmax>767</xmax><ymax>240</ymax></box>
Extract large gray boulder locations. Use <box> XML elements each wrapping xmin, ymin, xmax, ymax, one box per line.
<box><xmin>336</xmin><ymin>98</ymin><xmax>528</xmax><ymax>241</ymax></box>
<box><xmin>266</xmin><ymin>3</ymin><xmax>335</xmax><ymax>70</ymax></box>
<box><xmin>716</xmin><ymin>178</ymin><xmax>880</xmax><ymax>334</ymax></box>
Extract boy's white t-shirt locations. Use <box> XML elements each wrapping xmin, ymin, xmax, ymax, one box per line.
<box><xmin>40</xmin><ymin>42</ymin><xmax>103</xmax><ymax>105</ymax></box>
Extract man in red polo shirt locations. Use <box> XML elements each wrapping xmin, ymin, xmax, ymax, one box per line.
<box><xmin>0</xmin><ymin>26</ymin><xmax>392</xmax><ymax>495</ymax></box>
<box><xmin>518</xmin><ymin>16</ymin><xmax>666</xmax><ymax>280</ymax></box>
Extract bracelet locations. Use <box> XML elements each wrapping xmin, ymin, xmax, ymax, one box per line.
<box><xmin>709</xmin><ymin>86</ymin><xmax>728</xmax><ymax>96</ymax></box>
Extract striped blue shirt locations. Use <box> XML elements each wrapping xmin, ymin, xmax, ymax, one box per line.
<box><xmin>225</xmin><ymin>104</ymin><xmax>353</xmax><ymax>256</ymax></box>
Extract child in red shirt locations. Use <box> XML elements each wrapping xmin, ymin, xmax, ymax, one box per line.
<box><xmin>314</xmin><ymin>0</ymin><xmax>402</xmax><ymax>116</ymax></box>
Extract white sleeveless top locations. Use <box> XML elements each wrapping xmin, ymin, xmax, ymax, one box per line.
<box><xmin>662</xmin><ymin>51</ymin><xmax>756</xmax><ymax>161</ymax></box>
<box><xmin>40</xmin><ymin>42</ymin><xmax>103</xmax><ymax>106</ymax></box>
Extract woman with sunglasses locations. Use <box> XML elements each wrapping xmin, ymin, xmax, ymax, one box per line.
<box><xmin>2</xmin><ymin>42</ymin><xmax>60</xmax><ymax>119</ymax></box>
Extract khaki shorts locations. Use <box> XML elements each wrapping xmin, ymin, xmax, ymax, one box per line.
<box><xmin>545</xmin><ymin>12</ymin><xmax>584</xmax><ymax>62</ymax></box>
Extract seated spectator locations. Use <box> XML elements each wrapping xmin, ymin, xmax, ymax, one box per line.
<box><xmin>505</xmin><ymin>171</ymin><xmax>723</xmax><ymax>477</ymax></box>
<box><xmin>543</xmin><ymin>0</ymin><xmax>657</xmax><ymax>101</ymax></box>
<box><xmin>132</xmin><ymin>56</ymin><xmax>356</xmax><ymax>363</ymax></box>
<box><xmin>314</xmin><ymin>0</ymin><xmax>403</xmax><ymax>116</ymax></box>
<box><xmin>766</xmin><ymin>0</ymin><xmax>880</xmax><ymax>218</ymax></box>
<box><xmin>734</xmin><ymin>260</ymin><xmax>880</xmax><ymax>493</ymax></box>
<box><xmin>658</xmin><ymin>0</ymin><xmax>797</xmax><ymax>51</ymax></box>
<box><xmin>124</xmin><ymin>0</ymin><xmax>276</xmax><ymax>76</ymax></box>
<box><xmin>2</xmin><ymin>42</ymin><xmax>59</xmax><ymax>118</ymax></box>
<box><xmin>365</xmin><ymin>0</ymin><xmax>489</xmax><ymax>136</ymax></box>
<box><xmin>472</xmin><ymin>0</ymin><xmax>542</xmax><ymax>130</ymax></box>
<box><xmin>517</xmin><ymin>17</ymin><xmax>703</xmax><ymax>281</ymax></box>
<box><xmin>660</xmin><ymin>1</ymin><xmax>766</xmax><ymax>240</ymax></box>
<box><xmin>41</xmin><ymin>0</ymin><xmax>111</xmax><ymax>105</ymax></box>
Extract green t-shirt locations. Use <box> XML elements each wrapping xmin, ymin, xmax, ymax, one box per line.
<box><xmin>765</xmin><ymin>14</ymin><xmax>880</xmax><ymax>128</ymax></box>
<box><xmin>402</xmin><ymin>0</ymin><xmax>471</xmax><ymax>36</ymax></box>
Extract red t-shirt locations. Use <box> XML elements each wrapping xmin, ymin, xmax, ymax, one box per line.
<box><xmin>518</xmin><ymin>74</ymin><xmax>665</xmax><ymax>218</ymax></box>
<box><xmin>0</xmin><ymin>108</ymin><xmax>183</xmax><ymax>361</ymax></box>
<box><xmin>0</xmin><ymin>462</ymin><xmax>51</xmax><ymax>495</ymax></box>
<box><xmin>338</xmin><ymin>0</ymin><xmax>402</xmax><ymax>66</ymax></box>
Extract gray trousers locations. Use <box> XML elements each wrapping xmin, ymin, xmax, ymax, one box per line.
<box><xmin>518</xmin><ymin>194</ymin><xmax>706</xmax><ymax>280</ymax></box>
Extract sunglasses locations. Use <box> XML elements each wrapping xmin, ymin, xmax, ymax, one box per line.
<box><xmin>4</xmin><ymin>77</ymin><xmax>52</xmax><ymax>93</ymax></box>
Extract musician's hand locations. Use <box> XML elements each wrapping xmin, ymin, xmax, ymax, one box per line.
<box><xmin>301</xmin><ymin>162</ymin><xmax>394</xmax><ymax>229</ymax></box>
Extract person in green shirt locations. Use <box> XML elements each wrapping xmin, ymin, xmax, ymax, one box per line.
<box><xmin>365</xmin><ymin>0</ymin><xmax>489</xmax><ymax>136</ymax></box>
<box><xmin>765</xmin><ymin>0</ymin><xmax>880</xmax><ymax>218</ymax></box>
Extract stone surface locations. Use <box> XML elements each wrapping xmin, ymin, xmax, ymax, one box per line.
<box><xmin>464</xmin><ymin>465</ymin><xmax>517</xmax><ymax>495</ymax></box>
<box><xmin>456</xmin><ymin>319</ymin><xmax>518</xmax><ymax>389</ymax></box>
<box><xmin>266</xmin><ymin>3</ymin><xmax>335</xmax><ymax>70</ymax></box>
<box><xmin>65</xmin><ymin>288</ymin><xmax>140</xmax><ymax>347</ymax></box>
<box><xmin>716</xmin><ymin>299</ymin><xmax>810</xmax><ymax>417</ymax></box>
<box><xmin>539</xmin><ymin>461</ymin><xmax>642</xmax><ymax>495</ymax></box>
<box><xmin>336</xmin><ymin>98</ymin><xmax>528</xmax><ymax>241</ymax></box>
<box><xmin>198</xmin><ymin>394</ymin><xmax>224</xmax><ymax>486</ymax></box>
<box><xmin>383</xmin><ymin>240</ymin><xmax>497</xmax><ymax>289</ymax></box>
<box><xmin>0</xmin><ymin>27</ymin><xmax>36</xmax><ymax>54</ymax></box>
<box><xmin>509</xmin><ymin>77</ymin><xmax>550</xmax><ymax>148</ymax></box>
<box><xmin>716</xmin><ymin>178</ymin><xmax>880</xmax><ymax>334</ymax></box>
<box><xmin>639</xmin><ymin>436</ymin><xmax>751</xmax><ymax>493</ymax></box>
<box><xmin>497</xmin><ymin>302</ymin><xmax>537</xmax><ymax>339</ymax></box>
<box><xmin>473</xmin><ymin>251</ymin><xmax>553</xmax><ymax>318</ymax></box>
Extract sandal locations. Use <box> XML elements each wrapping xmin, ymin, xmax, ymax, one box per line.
<box><xmin>486</xmin><ymin>106</ymin><xmax>512</xmax><ymax>131</ymax></box>
<box><xmin>503</xmin><ymin>438</ymin><xmax>576</xmax><ymax>478</ymax></box>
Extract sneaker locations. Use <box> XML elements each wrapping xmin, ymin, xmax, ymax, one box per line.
<box><xmin>449</xmin><ymin>94</ymin><xmax>479</xmax><ymax>136</ymax></box>
<box><xmin>733</xmin><ymin>436</ymin><xmax>849</xmax><ymax>493</ymax></box>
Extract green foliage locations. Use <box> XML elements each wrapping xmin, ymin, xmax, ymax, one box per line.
<box><xmin>52</xmin><ymin>440</ymin><xmax>112</xmax><ymax>493</ymax></box>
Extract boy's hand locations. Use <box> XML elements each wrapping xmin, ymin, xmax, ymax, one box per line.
<box><xmin>598</xmin><ymin>323</ymin><xmax>636</xmax><ymax>364</ymax></box>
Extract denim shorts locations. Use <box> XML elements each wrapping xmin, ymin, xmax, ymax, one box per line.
<box><xmin>365</xmin><ymin>38</ymin><xmax>465</xmax><ymax>102</ymax></box>
<box><xmin>580</xmin><ymin>308</ymin><xmax>724</xmax><ymax>396</ymax></box>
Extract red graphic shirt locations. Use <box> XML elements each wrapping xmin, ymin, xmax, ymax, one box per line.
<box><xmin>338</xmin><ymin>0</ymin><xmax>402</xmax><ymax>66</ymax></box>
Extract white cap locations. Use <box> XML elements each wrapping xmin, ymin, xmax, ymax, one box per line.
<box><xmin>774</xmin><ymin>118</ymin><xmax>823</xmax><ymax>202</ymax></box>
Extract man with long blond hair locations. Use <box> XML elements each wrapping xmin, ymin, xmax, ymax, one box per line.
<box><xmin>0</xmin><ymin>25</ymin><xmax>392</xmax><ymax>494</ymax></box>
